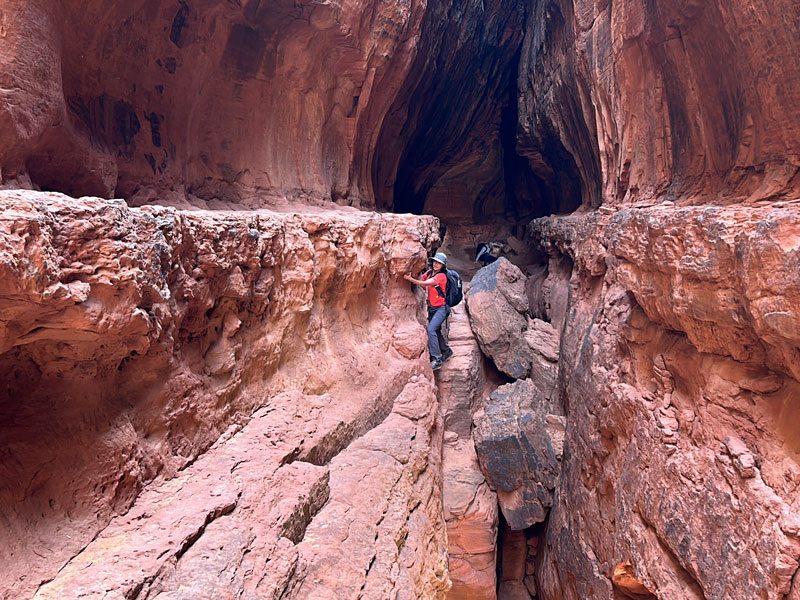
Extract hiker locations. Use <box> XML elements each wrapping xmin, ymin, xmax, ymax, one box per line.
<box><xmin>475</xmin><ymin>241</ymin><xmax>502</xmax><ymax>266</ymax></box>
<box><xmin>403</xmin><ymin>252</ymin><xmax>454</xmax><ymax>371</ymax></box>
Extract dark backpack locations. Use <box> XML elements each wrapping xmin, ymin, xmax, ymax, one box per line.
<box><xmin>430</xmin><ymin>269</ymin><xmax>463</xmax><ymax>307</ymax></box>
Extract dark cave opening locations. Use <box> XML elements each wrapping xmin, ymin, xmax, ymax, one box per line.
<box><xmin>496</xmin><ymin>512</ymin><xmax>546</xmax><ymax>599</ymax></box>
<box><xmin>372</xmin><ymin>1</ymin><xmax>587</xmax><ymax>282</ymax></box>
<box><xmin>380</xmin><ymin>8</ymin><xmax>585</xmax><ymax>228</ymax></box>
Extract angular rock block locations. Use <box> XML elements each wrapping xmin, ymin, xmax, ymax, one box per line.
<box><xmin>466</xmin><ymin>258</ymin><xmax>532</xmax><ymax>379</ymax></box>
<box><xmin>473</xmin><ymin>379</ymin><xmax>565</xmax><ymax>530</ymax></box>
<box><xmin>524</xmin><ymin>317</ymin><xmax>560</xmax><ymax>399</ymax></box>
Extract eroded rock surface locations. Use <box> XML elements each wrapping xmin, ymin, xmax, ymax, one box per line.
<box><xmin>0</xmin><ymin>190</ymin><xmax>446</xmax><ymax>599</ymax></box>
<box><xmin>0</xmin><ymin>0</ymin><xmax>530</xmax><ymax>220</ymax></box>
<box><xmin>0</xmin><ymin>0</ymin><xmax>433</xmax><ymax>205</ymax></box>
<box><xmin>520</xmin><ymin>0</ymin><xmax>800</xmax><ymax>208</ymax></box>
<box><xmin>531</xmin><ymin>204</ymin><xmax>800</xmax><ymax>600</ymax></box>
<box><xmin>473</xmin><ymin>379</ymin><xmax>565</xmax><ymax>531</ymax></box>
<box><xmin>466</xmin><ymin>258</ymin><xmax>532</xmax><ymax>379</ymax></box>
<box><xmin>35</xmin><ymin>379</ymin><xmax>449</xmax><ymax>599</ymax></box>
<box><xmin>438</xmin><ymin>304</ymin><xmax>499</xmax><ymax>599</ymax></box>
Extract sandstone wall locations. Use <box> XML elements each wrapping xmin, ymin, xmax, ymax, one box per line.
<box><xmin>0</xmin><ymin>0</ymin><xmax>530</xmax><ymax>218</ymax></box>
<box><xmin>0</xmin><ymin>190</ymin><xmax>449</xmax><ymax>599</ymax></box>
<box><xmin>520</xmin><ymin>0</ymin><xmax>800</xmax><ymax>208</ymax></box>
<box><xmin>530</xmin><ymin>204</ymin><xmax>800</xmax><ymax>600</ymax></box>
<box><xmin>0</xmin><ymin>0</ymin><xmax>432</xmax><ymax>205</ymax></box>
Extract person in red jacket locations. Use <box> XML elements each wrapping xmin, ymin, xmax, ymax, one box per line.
<box><xmin>404</xmin><ymin>252</ymin><xmax>453</xmax><ymax>370</ymax></box>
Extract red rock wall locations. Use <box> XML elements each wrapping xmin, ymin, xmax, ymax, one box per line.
<box><xmin>530</xmin><ymin>206</ymin><xmax>800</xmax><ymax>599</ymax></box>
<box><xmin>0</xmin><ymin>0</ymin><xmax>431</xmax><ymax>205</ymax></box>
<box><xmin>520</xmin><ymin>2</ymin><xmax>800</xmax><ymax>597</ymax></box>
<box><xmin>520</xmin><ymin>0</ymin><xmax>800</xmax><ymax>208</ymax></box>
<box><xmin>0</xmin><ymin>190</ymin><xmax>449</xmax><ymax>598</ymax></box>
<box><xmin>0</xmin><ymin>0</ymin><xmax>531</xmax><ymax>219</ymax></box>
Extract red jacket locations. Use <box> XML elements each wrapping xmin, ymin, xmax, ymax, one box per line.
<box><xmin>425</xmin><ymin>270</ymin><xmax>447</xmax><ymax>307</ymax></box>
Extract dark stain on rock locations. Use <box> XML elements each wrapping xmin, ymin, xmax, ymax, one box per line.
<box><xmin>165</xmin><ymin>57</ymin><xmax>178</xmax><ymax>74</ymax></box>
<box><xmin>170</xmin><ymin>1</ymin><xmax>190</xmax><ymax>47</ymax></box>
<box><xmin>145</xmin><ymin>112</ymin><xmax>162</xmax><ymax>147</ymax></box>
<box><xmin>144</xmin><ymin>153</ymin><xmax>157</xmax><ymax>174</ymax></box>
<box><xmin>113</xmin><ymin>101</ymin><xmax>141</xmax><ymax>149</ymax></box>
<box><xmin>221</xmin><ymin>24</ymin><xmax>266</xmax><ymax>80</ymax></box>
<box><xmin>67</xmin><ymin>95</ymin><xmax>140</xmax><ymax>158</ymax></box>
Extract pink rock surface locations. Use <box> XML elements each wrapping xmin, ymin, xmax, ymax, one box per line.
<box><xmin>35</xmin><ymin>379</ymin><xmax>449</xmax><ymax>599</ymax></box>
<box><xmin>0</xmin><ymin>190</ymin><xmax>446</xmax><ymax>599</ymax></box>
<box><xmin>520</xmin><ymin>0</ymin><xmax>800</xmax><ymax>209</ymax></box>
<box><xmin>438</xmin><ymin>304</ymin><xmax>499</xmax><ymax>599</ymax></box>
<box><xmin>0</xmin><ymin>0</ymin><xmax>432</xmax><ymax>205</ymax></box>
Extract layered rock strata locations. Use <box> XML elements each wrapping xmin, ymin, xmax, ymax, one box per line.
<box><xmin>531</xmin><ymin>203</ymin><xmax>800</xmax><ymax>600</ymax></box>
<box><xmin>519</xmin><ymin>0</ymin><xmax>800</xmax><ymax>208</ymax></box>
<box><xmin>0</xmin><ymin>190</ymin><xmax>446</xmax><ymax>599</ymax></box>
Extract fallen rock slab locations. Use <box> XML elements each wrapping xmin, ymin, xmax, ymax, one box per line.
<box><xmin>466</xmin><ymin>258</ymin><xmax>532</xmax><ymax>379</ymax></box>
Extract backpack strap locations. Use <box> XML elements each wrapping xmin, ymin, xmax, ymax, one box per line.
<box><xmin>433</xmin><ymin>270</ymin><xmax>446</xmax><ymax>300</ymax></box>
<box><xmin>425</xmin><ymin>269</ymin><xmax>446</xmax><ymax>300</ymax></box>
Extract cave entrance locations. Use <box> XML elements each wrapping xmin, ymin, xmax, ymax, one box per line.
<box><xmin>496</xmin><ymin>514</ymin><xmax>547</xmax><ymax>599</ymax></box>
<box><xmin>373</xmin><ymin>3</ymin><xmax>585</xmax><ymax>279</ymax></box>
<box><xmin>383</xmin><ymin>42</ymin><xmax>583</xmax><ymax>281</ymax></box>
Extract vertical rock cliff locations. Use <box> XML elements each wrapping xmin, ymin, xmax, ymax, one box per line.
<box><xmin>516</xmin><ymin>2</ymin><xmax>800</xmax><ymax>599</ymax></box>
<box><xmin>0</xmin><ymin>191</ymin><xmax>449</xmax><ymax>598</ymax></box>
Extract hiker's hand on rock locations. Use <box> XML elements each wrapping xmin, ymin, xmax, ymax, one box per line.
<box><xmin>403</xmin><ymin>274</ymin><xmax>414</xmax><ymax>282</ymax></box>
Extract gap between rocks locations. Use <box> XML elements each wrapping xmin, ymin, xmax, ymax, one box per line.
<box><xmin>435</xmin><ymin>231</ymin><xmax>567</xmax><ymax>600</ymax></box>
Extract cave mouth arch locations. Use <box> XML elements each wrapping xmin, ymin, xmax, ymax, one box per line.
<box><xmin>372</xmin><ymin>3</ymin><xmax>585</xmax><ymax>227</ymax></box>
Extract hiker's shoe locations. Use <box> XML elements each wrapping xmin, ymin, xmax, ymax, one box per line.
<box><xmin>431</xmin><ymin>357</ymin><xmax>444</xmax><ymax>371</ymax></box>
<box><xmin>441</xmin><ymin>347</ymin><xmax>454</xmax><ymax>363</ymax></box>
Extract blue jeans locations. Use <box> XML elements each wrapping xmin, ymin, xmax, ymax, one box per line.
<box><xmin>427</xmin><ymin>305</ymin><xmax>451</xmax><ymax>360</ymax></box>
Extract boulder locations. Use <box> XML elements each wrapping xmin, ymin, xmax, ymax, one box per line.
<box><xmin>524</xmin><ymin>317</ymin><xmax>560</xmax><ymax>400</ymax></box>
<box><xmin>473</xmin><ymin>379</ymin><xmax>565</xmax><ymax>530</ymax></box>
<box><xmin>466</xmin><ymin>258</ymin><xmax>532</xmax><ymax>379</ymax></box>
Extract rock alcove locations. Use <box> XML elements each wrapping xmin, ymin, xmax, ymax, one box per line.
<box><xmin>1</xmin><ymin>1</ymin><xmax>800</xmax><ymax>599</ymax></box>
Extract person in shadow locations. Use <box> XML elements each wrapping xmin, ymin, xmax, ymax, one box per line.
<box><xmin>475</xmin><ymin>241</ymin><xmax>502</xmax><ymax>266</ymax></box>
